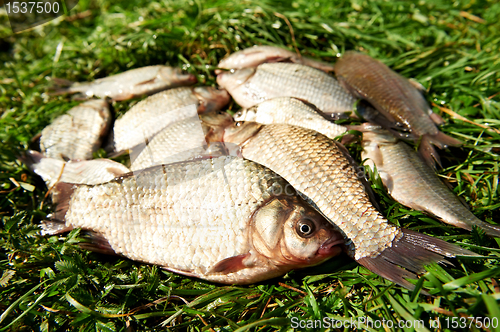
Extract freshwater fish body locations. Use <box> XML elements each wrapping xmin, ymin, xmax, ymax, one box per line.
<box><xmin>22</xmin><ymin>150</ymin><xmax>130</xmax><ymax>188</ymax></box>
<box><xmin>109</xmin><ymin>87</ymin><xmax>230</xmax><ymax>154</ymax></box>
<box><xmin>234</xmin><ymin>97</ymin><xmax>347</xmax><ymax>139</ymax></box>
<box><xmin>53</xmin><ymin>65</ymin><xmax>197</xmax><ymax>101</ymax></box>
<box><xmin>218</xmin><ymin>45</ymin><xmax>335</xmax><ymax>72</ymax></box>
<box><xmin>39</xmin><ymin>99</ymin><xmax>111</xmax><ymax>161</ymax></box>
<box><xmin>223</xmin><ymin>122</ymin><xmax>474</xmax><ymax>290</ymax></box>
<box><xmin>334</xmin><ymin>52</ymin><xmax>461</xmax><ymax>167</ymax></box>
<box><xmin>130</xmin><ymin>111</ymin><xmax>234</xmax><ymax>171</ymax></box>
<box><xmin>45</xmin><ymin>156</ymin><xmax>343</xmax><ymax>284</ymax></box>
<box><xmin>216</xmin><ymin>63</ymin><xmax>356</xmax><ymax>116</ymax></box>
<box><xmin>362</xmin><ymin>129</ymin><xmax>500</xmax><ymax>237</ymax></box>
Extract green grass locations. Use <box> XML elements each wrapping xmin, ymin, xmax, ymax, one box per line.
<box><xmin>1</xmin><ymin>0</ymin><xmax>499</xmax><ymax>331</ymax></box>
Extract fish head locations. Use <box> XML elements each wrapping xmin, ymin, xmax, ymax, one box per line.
<box><xmin>201</xmin><ymin>111</ymin><xmax>235</xmax><ymax>143</ymax></box>
<box><xmin>252</xmin><ymin>197</ymin><xmax>343</xmax><ymax>268</ymax></box>
<box><xmin>199</xmin><ymin>110</ymin><xmax>233</xmax><ymax>127</ymax></box>
<box><xmin>223</xmin><ymin>121</ymin><xmax>262</xmax><ymax>145</ymax></box>
<box><xmin>233</xmin><ymin>107</ymin><xmax>257</xmax><ymax>122</ymax></box>
<box><xmin>193</xmin><ymin>87</ymin><xmax>230</xmax><ymax>113</ymax></box>
<box><xmin>216</xmin><ymin>68</ymin><xmax>255</xmax><ymax>89</ymax></box>
<box><xmin>159</xmin><ymin>67</ymin><xmax>197</xmax><ymax>86</ymax></box>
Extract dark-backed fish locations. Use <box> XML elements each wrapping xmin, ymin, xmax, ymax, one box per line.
<box><xmin>334</xmin><ymin>52</ymin><xmax>461</xmax><ymax>167</ymax></box>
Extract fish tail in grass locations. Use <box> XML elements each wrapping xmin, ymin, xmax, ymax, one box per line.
<box><xmin>358</xmin><ymin>228</ymin><xmax>476</xmax><ymax>292</ymax></box>
<box><xmin>41</xmin><ymin>182</ymin><xmax>78</xmax><ymax>235</ymax></box>
<box><xmin>20</xmin><ymin>150</ymin><xmax>130</xmax><ymax>187</ymax></box>
<box><xmin>419</xmin><ymin>132</ymin><xmax>462</xmax><ymax>168</ymax></box>
<box><xmin>49</xmin><ymin>78</ymin><xmax>81</xmax><ymax>95</ymax></box>
<box><xmin>19</xmin><ymin>150</ymin><xmax>46</xmax><ymax>171</ymax></box>
<box><xmin>50</xmin><ymin>182</ymin><xmax>77</xmax><ymax>218</ymax></box>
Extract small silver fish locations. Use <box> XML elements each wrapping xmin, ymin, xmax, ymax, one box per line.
<box><xmin>130</xmin><ymin>111</ymin><xmax>234</xmax><ymax>171</ymax></box>
<box><xmin>21</xmin><ymin>150</ymin><xmax>130</xmax><ymax>188</ymax></box>
<box><xmin>218</xmin><ymin>45</ymin><xmax>335</xmax><ymax>72</ymax></box>
<box><xmin>217</xmin><ymin>63</ymin><xmax>356</xmax><ymax>116</ymax></box>
<box><xmin>109</xmin><ymin>87</ymin><xmax>230</xmax><ymax>154</ymax></box>
<box><xmin>334</xmin><ymin>52</ymin><xmax>462</xmax><ymax>167</ymax></box>
<box><xmin>45</xmin><ymin>156</ymin><xmax>343</xmax><ymax>284</ymax></box>
<box><xmin>361</xmin><ymin>127</ymin><xmax>500</xmax><ymax>237</ymax></box>
<box><xmin>39</xmin><ymin>99</ymin><xmax>111</xmax><ymax>161</ymax></box>
<box><xmin>223</xmin><ymin>122</ymin><xmax>474</xmax><ymax>290</ymax></box>
<box><xmin>234</xmin><ymin>97</ymin><xmax>347</xmax><ymax>139</ymax></box>
<box><xmin>52</xmin><ymin>65</ymin><xmax>197</xmax><ymax>101</ymax></box>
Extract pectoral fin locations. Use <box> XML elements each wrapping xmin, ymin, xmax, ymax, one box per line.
<box><xmin>209</xmin><ymin>253</ymin><xmax>252</xmax><ymax>274</ymax></box>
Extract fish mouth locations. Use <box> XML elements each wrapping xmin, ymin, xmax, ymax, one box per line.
<box><xmin>317</xmin><ymin>234</ymin><xmax>344</xmax><ymax>257</ymax></box>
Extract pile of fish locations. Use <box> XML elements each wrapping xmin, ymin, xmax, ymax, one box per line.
<box><xmin>24</xmin><ymin>45</ymin><xmax>498</xmax><ymax>291</ymax></box>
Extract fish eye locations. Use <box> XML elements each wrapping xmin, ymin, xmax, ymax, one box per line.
<box><xmin>235</xmin><ymin>121</ymin><xmax>243</xmax><ymax>127</ymax></box>
<box><xmin>296</xmin><ymin>219</ymin><xmax>316</xmax><ymax>238</ymax></box>
<box><xmin>235</xmin><ymin>110</ymin><xmax>243</xmax><ymax>117</ymax></box>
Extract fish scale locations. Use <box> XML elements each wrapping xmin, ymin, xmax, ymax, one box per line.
<box><xmin>112</xmin><ymin>87</ymin><xmax>200</xmax><ymax>153</ymax></box>
<box><xmin>334</xmin><ymin>51</ymin><xmax>461</xmax><ymax>167</ymax></box>
<box><xmin>40</xmin><ymin>99</ymin><xmax>111</xmax><ymax>161</ymax></box>
<box><xmin>130</xmin><ymin>115</ymin><xmax>207</xmax><ymax>171</ymax></box>
<box><xmin>68</xmin><ymin>159</ymin><xmax>254</xmax><ymax>268</ymax></box>
<box><xmin>217</xmin><ymin>63</ymin><xmax>356</xmax><ymax>114</ymax></box>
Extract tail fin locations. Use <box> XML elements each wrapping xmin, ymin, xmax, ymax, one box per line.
<box><xmin>358</xmin><ymin>228</ymin><xmax>476</xmax><ymax>292</ymax></box>
<box><xmin>419</xmin><ymin>132</ymin><xmax>461</xmax><ymax>169</ymax></box>
<box><xmin>49</xmin><ymin>78</ymin><xmax>76</xmax><ymax>95</ymax></box>
<box><xmin>41</xmin><ymin>182</ymin><xmax>78</xmax><ymax>235</ymax></box>
<box><xmin>429</xmin><ymin>131</ymin><xmax>462</xmax><ymax>149</ymax></box>
<box><xmin>19</xmin><ymin>150</ymin><xmax>45</xmax><ymax>171</ymax></box>
<box><xmin>40</xmin><ymin>220</ymin><xmax>74</xmax><ymax>236</ymax></box>
<box><xmin>20</xmin><ymin>150</ymin><xmax>65</xmax><ymax>188</ymax></box>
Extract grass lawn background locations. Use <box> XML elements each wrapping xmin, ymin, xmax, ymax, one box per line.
<box><xmin>1</xmin><ymin>0</ymin><xmax>499</xmax><ymax>330</ymax></box>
